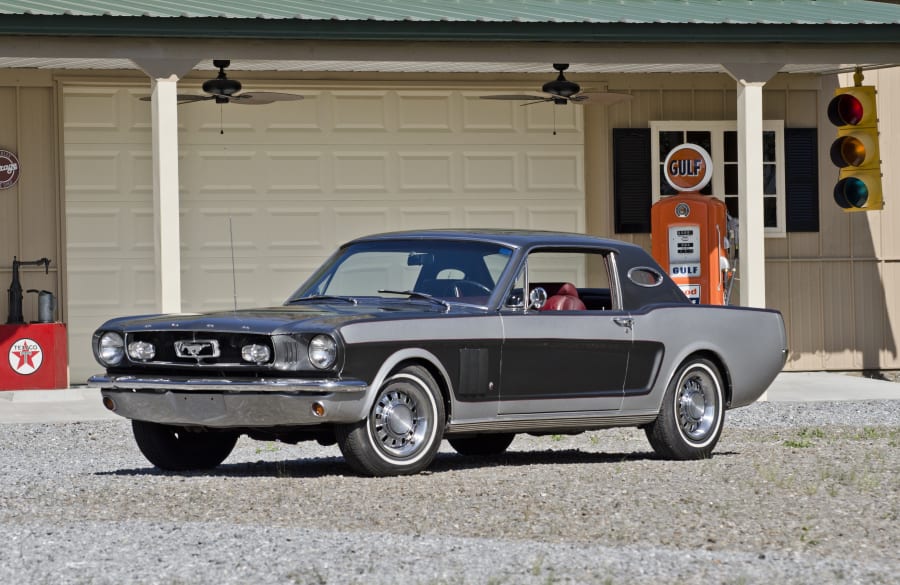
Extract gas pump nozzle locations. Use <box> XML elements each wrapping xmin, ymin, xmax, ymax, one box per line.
<box><xmin>6</xmin><ymin>257</ymin><xmax>51</xmax><ymax>324</ymax></box>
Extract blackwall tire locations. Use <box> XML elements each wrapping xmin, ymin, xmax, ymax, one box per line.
<box><xmin>336</xmin><ymin>365</ymin><xmax>445</xmax><ymax>477</ymax></box>
<box><xmin>645</xmin><ymin>358</ymin><xmax>724</xmax><ymax>460</ymax></box>
<box><xmin>448</xmin><ymin>433</ymin><xmax>515</xmax><ymax>456</ymax></box>
<box><xmin>132</xmin><ymin>420</ymin><xmax>238</xmax><ymax>471</ymax></box>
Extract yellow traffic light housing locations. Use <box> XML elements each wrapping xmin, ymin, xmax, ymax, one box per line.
<box><xmin>828</xmin><ymin>78</ymin><xmax>883</xmax><ymax>212</ymax></box>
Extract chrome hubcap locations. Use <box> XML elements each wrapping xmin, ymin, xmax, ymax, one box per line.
<box><xmin>676</xmin><ymin>369</ymin><xmax>718</xmax><ymax>442</ymax></box>
<box><xmin>372</xmin><ymin>385</ymin><xmax>429</xmax><ymax>458</ymax></box>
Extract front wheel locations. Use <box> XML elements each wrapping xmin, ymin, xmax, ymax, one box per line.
<box><xmin>644</xmin><ymin>358</ymin><xmax>724</xmax><ymax>460</ymax></box>
<box><xmin>337</xmin><ymin>365</ymin><xmax>445</xmax><ymax>476</ymax></box>
<box><xmin>132</xmin><ymin>420</ymin><xmax>238</xmax><ymax>471</ymax></box>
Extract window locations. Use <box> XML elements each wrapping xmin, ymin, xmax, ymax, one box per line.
<box><xmin>651</xmin><ymin>121</ymin><xmax>786</xmax><ymax>237</ymax></box>
<box><xmin>505</xmin><ymin>249</ymin><xmax>618</xmax><ymax>312</ymax></box>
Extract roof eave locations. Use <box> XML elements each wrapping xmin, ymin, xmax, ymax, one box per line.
<box><xmin>2</xmin><ymin>16</ymin><xmax>900</xmax><ymax>44</ymax></box>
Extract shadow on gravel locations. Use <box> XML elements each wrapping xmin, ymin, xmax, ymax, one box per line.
<box><xmin>96</xmin><ymin>447</ymin><xmax>739</xmax><ymax>479</ymax></box>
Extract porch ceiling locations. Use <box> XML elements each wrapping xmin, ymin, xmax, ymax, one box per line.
<box><xmin>0</xmin><ymin>57</ymin><xmax>876</xmax><ymax>76</ymax></box>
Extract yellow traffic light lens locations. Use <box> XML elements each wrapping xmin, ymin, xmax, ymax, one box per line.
<box><xmin>830</xmin><ymin>136</ymin><xmax>866</xmax><ymax>167</ymax></box>
<box><xmin>834</xmin><ymin>177</ymin><xmax>868</xmax><ymax>209</ymax></box>
<box><xmin>828</xmin><ymin>94</ymin><xmax>864</xmax><ymax>126</ymax></box>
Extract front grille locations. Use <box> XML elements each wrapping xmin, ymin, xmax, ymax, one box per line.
<box><xmin>126</xmin><ymin>331</ymin><xmax>274</xmax><ymax>367</ymax></box>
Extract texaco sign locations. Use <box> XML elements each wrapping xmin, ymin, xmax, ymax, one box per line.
<box><xmin>0</xmin><ymin>149</ymin><xmax>20</xmax><ymax>189</ymax></box>
<box><xmin>8</xmin><ymin>338</ymin><xmax>43</xmax><ymax>375</ymax></box>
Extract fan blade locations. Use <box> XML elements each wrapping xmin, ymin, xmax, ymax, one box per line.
<box><xmin>480</xmin><ymin>94</ymin><xmax>547</xmax><ymax>101</ymax></box>
<box><xmin>570</xmin><ymin>92</ymin><xmax>633</xmax><ymax>105</ymax></box>
<box><xmin>230</xmin><ymin>92</ymin><xmax>304</xmax><ymax>105</ymax></box>
<box><xmin>138</xmin><ymin>95</ymin><xmax>215</xmax><ymax>105</ymax></box>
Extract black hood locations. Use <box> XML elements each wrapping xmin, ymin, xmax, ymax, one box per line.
<box><xmin>97</xmin><ymin>300</ymin><xmax>487</xmax><ymax>336</ymax></box>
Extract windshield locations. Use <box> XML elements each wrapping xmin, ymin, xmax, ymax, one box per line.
<box><xmin>287</xmin><ymin>239</ymin><xmax>515</xmax><ymax>306</ymax></box>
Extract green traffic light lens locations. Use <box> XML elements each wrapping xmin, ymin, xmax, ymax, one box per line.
<box><xmin>834</xmin><ymin>177</ymin><xmax>869</xmax><ymax>208</ymax></box>
<box><xmin>828</xmin><ymin>94</ymin><xmax>864</xmax><ymax>126</ymax></box>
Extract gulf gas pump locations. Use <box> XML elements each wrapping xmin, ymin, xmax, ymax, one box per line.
<box><xmin>651</xmin><ymin>144</ymin><xmax>733</xmax><ymax>305</ymax></box>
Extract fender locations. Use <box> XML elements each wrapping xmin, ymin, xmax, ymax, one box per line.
<box><xmin>359</xmin><ymin>347</ymin><xmax>456</xmax><ymax>416</ymax></box>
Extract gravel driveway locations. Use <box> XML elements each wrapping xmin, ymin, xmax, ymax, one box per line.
<box><xmin>1</xmin><ymin>400</ymin><xmax>897</xmax><ymax>584</ymax></box>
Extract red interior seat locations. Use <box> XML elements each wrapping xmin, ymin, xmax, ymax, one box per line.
<box><xmin>541</xmin><ymin>282</ymin><xmax>586</xmax><ymax>311</ymax></box>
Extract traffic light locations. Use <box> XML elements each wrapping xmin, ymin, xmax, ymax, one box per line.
<box><xmin>828</xmin><ymin>83</ymin><xmax>882</xmax><ymax>211</ymax></box>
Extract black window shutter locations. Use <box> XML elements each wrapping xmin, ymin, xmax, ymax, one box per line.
<box><xmin>784</xmin><ymin>128</ymin><xmax>820</xmax><ymax>232</ymax></box>
<box><xmin>613</xmin><ymin>128</ymin><xmax>652</xmax><ymax>233</ymax></box>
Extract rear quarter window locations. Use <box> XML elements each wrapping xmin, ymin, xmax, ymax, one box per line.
<box><xmin>627</xmin><ymin>266</ymin><xmax>664</xmax><ymax>288</ymax></box>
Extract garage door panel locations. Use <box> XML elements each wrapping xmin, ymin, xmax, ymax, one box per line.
<box><xmin>527</xmin><ymin>206</ymin><xmax>584</xmax><ymax>232</ymax></box>
<box><xmin>181</xmin><ymin>205</ymin><xmax>328</xmax><ymax>257</ymax></box>
<box><xmin>265</xmin><ymin>151</ymin><xmax>325</xmax><ymax>192</ymax></box>
<box><xmin>181</xmin><ymin>260</ymin><xmax>321</xmax><ymax>312</ymax></box>
<box><xmin>397</xmin><ymin>93</ymin><xmax>453</xmax><ymax>131</ymax></box>
<box><xmin>398</xmin><ymin>152</ymin><xmax>454</xmax><ymax>192</ymax></box>
<box><xmin>398</xmin><ymin>208</ymin><xmax>456</xmax><ymax>230</ymax></box>
<box><xmin>525</xmin><ymin>101</ymin><xmax>580</xmax><ymax>134</ymax></box>
<box><xmin>526</xmin><ymin>153</ymin><xmax>583</xmax><ymax>191</ymax></box>
<box><xmin>332</xmin><ymin>208</ymin><xmax>391</xmax><ymax>244</ymax></box>
<box><xmin>333</xmin><ymin>152</ymin><xmax>390</xmax><ymax>192</ymax></box>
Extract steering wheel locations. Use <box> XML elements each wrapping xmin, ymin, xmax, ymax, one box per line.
<box><xmin>452</xmin><ymin>280</ymin><xmax>492</xmax><ymax>297</ymax></box>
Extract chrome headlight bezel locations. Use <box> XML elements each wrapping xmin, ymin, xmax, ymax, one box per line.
<box><xmin>97</xmin><ymin>331</ymin><xmax>125</xmax><ymax>366</ymax></box>
<box><xmin>308</xmin><ymin>334</ymin><xmax>337</xmax><ymax>370</ymax></box>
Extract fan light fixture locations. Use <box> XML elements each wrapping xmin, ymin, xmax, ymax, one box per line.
<box><xmin>481</xmin><ymin>63</ymin><xmax>632</xmax><ymax>106</ymax></box>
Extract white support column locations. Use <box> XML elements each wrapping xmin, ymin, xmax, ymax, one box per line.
<box><xmin>150</xmin><ymin>76</ymin><xmax>182</xmax><ymax>313</ymax></box>
<box><xmin>736</xmin><ymin>81</ymin><xmax>766</xmax><ymax>308</ymax></box>
<box><xmin>722</xmin><ymin>63</ymin><xmax>782</xmax><ymax>309</ymax></box>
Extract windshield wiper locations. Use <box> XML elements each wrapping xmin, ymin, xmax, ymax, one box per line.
<box><xmin>287</xmin><ymin>295</ymin><xmax>358</xmax><ymax>305</ymax></box>
<box><xmin>377</xmin><ymin>289</ymin><xmax>451</xmax><ymax>311</ymax></box>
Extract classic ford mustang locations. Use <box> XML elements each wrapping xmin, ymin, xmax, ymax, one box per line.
<box><xmin>89</xmin><ymin>230</ymin><xmax>787</xmax><ymax>476</ymax></box>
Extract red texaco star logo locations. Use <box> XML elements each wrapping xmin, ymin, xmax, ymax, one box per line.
<box><xmin>8</xmin><ymin>338</ymin><xmax>43</xmax><ymax>375</ymax></box>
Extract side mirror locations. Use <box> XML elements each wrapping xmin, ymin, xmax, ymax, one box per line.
<box><xmin>529</xmin><ymin>287</ymin><xmax>547</xmax><ymax>310</ymax></box>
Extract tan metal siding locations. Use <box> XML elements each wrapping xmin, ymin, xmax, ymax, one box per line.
<box><xmin>0</xmin><ymin>81</ymin><xmax>61</xmax><ymax>333</ymax></box>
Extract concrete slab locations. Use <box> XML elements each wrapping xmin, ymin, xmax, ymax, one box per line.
<box><xmin>766</xmin><ymin>372</ymin><xmax>900</xmax><ymax>402</ymax></box>
<box><xmin>0</xmin><ymin>386</ymin><xmax>119</xmax><ymax>424</ymax></box>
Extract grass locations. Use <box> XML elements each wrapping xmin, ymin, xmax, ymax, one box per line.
<box><xmin>782</xmin><ymin>427</ymin><xmax>826</xmax><ymax>448</ymax></box>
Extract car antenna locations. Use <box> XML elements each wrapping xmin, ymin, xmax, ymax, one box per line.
<box><xmin>229</xmin><ymin>216</ymin><xmax>238</xmax><ymax>312</ymax></box>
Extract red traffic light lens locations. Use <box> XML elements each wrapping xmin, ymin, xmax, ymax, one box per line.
<box><xmin>830</xmin><ymin>136</ymin><xmax>866</xmax><ymax>168</ymax></box>
<box><xmin>828</xmin><ymin>94</ymin><xmax>864</xmax><ymax>126</ymax></box>
<box><xmin>834</xmin><ymin>177</ymin><xmax>869</xmax><ymax>208</ymax></box>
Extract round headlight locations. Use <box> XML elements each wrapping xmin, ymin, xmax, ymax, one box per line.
<box><xmin>308</xmin><ymin>335</ymin><xmax>337</xmax><ymax>370</ymax></box>
<box><xmin>98</xmin><ymin>332</ymin><xmax>125</xmax><ymax>366</ymax></box>
<box><xmin>127</xmin><ymin>341</ymin><xmax>156</xmax><ymax>361</ymax></box>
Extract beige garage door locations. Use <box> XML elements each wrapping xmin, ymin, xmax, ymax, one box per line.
<box><xmin>65</xmin><ymin>83</ymin><xmax>585</xmax><ymax>382</ymax></box>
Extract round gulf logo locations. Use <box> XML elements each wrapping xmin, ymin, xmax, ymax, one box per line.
<box><xmin>664</xmin><ymin>144</ymin><xmax>713</xmax><ymax>193</ymax></box>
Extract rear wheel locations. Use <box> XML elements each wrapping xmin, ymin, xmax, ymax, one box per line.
<box><xmin>448</xmin><ymin>433</ymin><xmax>515</xmax><ymax>456</ymax></box>
<box><xmin>132</xmin><ymin>420</ymin><xmax>238</xmax><ymax>471</ymax></box>
<box><xmin>644</xmin><ymin>357</ymin><xmax>724</xmax><ymax>460</ymax></box>
<box><xmin>337</xmin><ymin>365</ymin><xmax>445</xmax><ymax>476</ymax></box>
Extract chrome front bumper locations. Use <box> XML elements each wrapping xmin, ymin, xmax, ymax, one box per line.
<box><xmin>89</xmin><ymin>374</ymin><xmax>369</xmax><ymax>428</ymax></box>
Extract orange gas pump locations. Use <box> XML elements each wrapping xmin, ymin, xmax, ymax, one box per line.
<box><xmin>651</xmin><ymin>144</ymin><xmax>731</xmax><ymax>305</ymax></box>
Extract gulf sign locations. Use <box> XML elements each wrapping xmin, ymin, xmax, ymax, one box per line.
<box><xmin>0</xmin><ymin>149</ymin><xmax>20</xmax><ymax>190</ymax></box>
<box><xmin>664</xmin><ymin>144</ymin><xmax>712</xmax><ymax>193</ymax></box>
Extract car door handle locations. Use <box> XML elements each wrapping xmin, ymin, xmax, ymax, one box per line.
<box><xmin>613</xmin><ymin>317</ymin><xmax>634</xmax><ymax>330</ymax></box>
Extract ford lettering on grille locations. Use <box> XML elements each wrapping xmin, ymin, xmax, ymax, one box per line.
<box><xmin>174</xmin><ymin>340</ymin><xmax>220</xmax><ymax>359</ymax></box>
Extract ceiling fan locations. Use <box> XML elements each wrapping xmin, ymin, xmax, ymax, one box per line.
<box><xmin>481</xmin><ymin>63</ymin><xmax>631</xmax><ymax>106</ymax></box>
<box><xmin>141</xmin><ymin>60</ymin><xmax>304</xmax><ymax>105</ymax></box>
